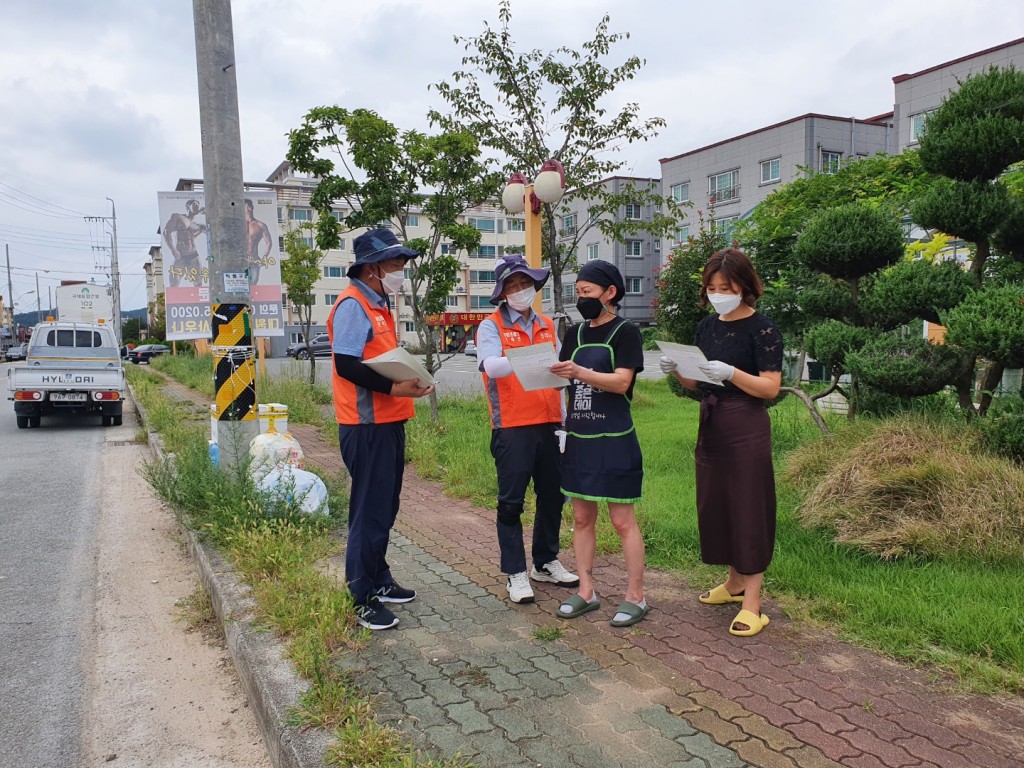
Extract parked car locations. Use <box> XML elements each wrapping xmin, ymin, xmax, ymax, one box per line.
<box><xmin>127</xmin><ymin>343</ymin><xmax>170</xmax><ymax>364</ymax></box>
<box><xmin>463</xmin><ymin>341</ymin><xmax>478</xmax><ymax>357</ymax></box>
<box><xmin>286</xmin><ymin>333</ymin><xmax>332</xmax><ymax>359</ymax></box>
<box><xmin>4</xmin><ymin>343</ymin><xmax>28</xmax><ymax>362</ymax></box>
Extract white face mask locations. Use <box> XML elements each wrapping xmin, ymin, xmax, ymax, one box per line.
<box><xmin>707</xmin><ymin>292</ymin><xmax>742</xmax><ymax>315</ymax></box>
<box><xmin>505</xmin><ymin>286</ymin><xmax>536</xmax><ymax>312</ymax></box>
<box><xmin>378</xmin><ymin>267</ymin><xmax>405</xmax><ymax>294</ymax></box>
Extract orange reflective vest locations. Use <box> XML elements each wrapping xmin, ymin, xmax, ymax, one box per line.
<box><xmin>326</xmin><ymin>284</ymin><xmax>414</xmax><ymax>425</ymax></box>
<box><xmin>480</xmin><ymin>307</ymin><xmax>562</xmax><ymax>429</ymax></box>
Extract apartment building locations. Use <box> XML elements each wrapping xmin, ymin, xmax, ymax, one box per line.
<box><xmin>659</xmin><ymin>113</ymin><xmax>892</xmax><ymax>248</ymax></box>
<box><xmin>142</xmin><ymin>244</ymin><xmax>163</xmax><ymax>331</ymax></box>
<box><xmin>894</xmin><ymin>36</ymin><xmax>1024</xmax><ymax>153</ymax></box>
<box><xmin>555</xmin><ymin>176</ymin><xmax>664</xmax><ymax>326</ymax></box>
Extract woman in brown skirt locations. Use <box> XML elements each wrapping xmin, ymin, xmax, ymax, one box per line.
<box><xmin>660</xmin><ymin>248</ymin><xmax>782</xmax><ymax>637</ymax></box>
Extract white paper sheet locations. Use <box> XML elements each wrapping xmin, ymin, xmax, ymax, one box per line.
<box><xmin>655</xmin><ymin>340</ymin><xmax>724</xmax><ymax>386</ymax></box>
<box><xmin>505</xmin><ymin>344</ymin><xmax>568</xmax><ymax>391</ymax></box>
<box><xmin>363</xmin><ymin>346</ymin><xmax>435</xmax><ymax>388</ymax></box>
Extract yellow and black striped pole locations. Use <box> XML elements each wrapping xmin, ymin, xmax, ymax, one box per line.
<box><xmin>211</xmin><ymin>303</ymin><xmax>256</xmax><ymax>422</ymax></box>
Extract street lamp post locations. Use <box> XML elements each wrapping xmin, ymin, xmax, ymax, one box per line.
<box><xmin>501</xmin><ymin>160</ymin><xmax>566</xmax><ymax>312</ymax></box>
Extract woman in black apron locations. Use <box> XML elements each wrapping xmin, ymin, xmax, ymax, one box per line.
<box><xmin>660</xmin><ymin>248</ymin><xmax>783</xmax><ymax>637</ymax></box>
<box><xmin>550</xmin><ymin>261</ymin><xmax>648</xmax><ymax>627</ymax></box>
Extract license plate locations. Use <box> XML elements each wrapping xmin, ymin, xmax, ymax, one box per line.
<box><xmin>50</xmin><ymin>392</ymin><xmax>88</xmax><ymax>402</ymax></box>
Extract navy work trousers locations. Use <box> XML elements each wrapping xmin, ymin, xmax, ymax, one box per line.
<box><xmin>338</xmin><ymin>421</ymin><xmax>406</xmax><ymax>605</ymax></box>
<box><xmin>490</xmin><ymin>423</ymin><xmax>564</xmax><ymax>574</ymax></box>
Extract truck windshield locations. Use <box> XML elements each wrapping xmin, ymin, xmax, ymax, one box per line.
<box><xmin>46</xmin><ymin>329</ymin><xmax>105</xmax><ymax>347</ymax></box>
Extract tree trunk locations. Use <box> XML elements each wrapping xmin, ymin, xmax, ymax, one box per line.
<box><xmin>779</xmin><ymin>386</ymin><xmax>830</xmax><ymax>435</ymax></box>
<box><xmin>954</xmin><ymin>356</ymin><xmax>978</xmax><ymax>418</ymax></box>
<box><xmin>972</xmin><ymin>239</ymin><xmax>990</xmax><ymax>287</ymax></box>
<box><xmin>977</xmin><ymin>361</ymin><xmax>1005</xmax><ymax>417</ymax></box>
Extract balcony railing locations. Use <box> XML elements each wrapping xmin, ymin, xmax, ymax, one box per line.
<box><xmin>709</xmin><ymin>185</ymin><xmax>740</xmax><ymax>204</ymax></box>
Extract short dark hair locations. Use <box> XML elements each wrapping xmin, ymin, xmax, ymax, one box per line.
<box><xmin>699</xmin><ymin>247</ymin><xmax>763</xmax><ymax>309</ymax></box>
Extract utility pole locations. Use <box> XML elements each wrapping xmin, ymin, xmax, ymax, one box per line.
<box><xmin>5</xmin><ymin>246</ymin><xmax>15</xmax><ymax>346</ymax></box>
<box><xmin>36</xmin><ymin>272</ymin><xmax>41</xmax><ymax>324</ymax></box>
<box><xmin>106</xmin><ymin>197</ymin><xmax>122</xmax><ymax>342</ymax></box>
<box><xmin>193</xmin><ymin>0</ymin><xmax>258</xmax><ymax>471</ymax></box>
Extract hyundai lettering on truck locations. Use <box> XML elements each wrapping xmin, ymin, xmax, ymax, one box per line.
<box><xmin>7</xmin><ymin>321</ymin><xmax>125</xmax><ymax>429</ymax></box>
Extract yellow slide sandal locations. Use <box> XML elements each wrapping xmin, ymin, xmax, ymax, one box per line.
<box><xmin>698</xmin><ymin>584</ymin><xmax>745</xmax><ymax>605</ymax></box>
<box><xmin>729</xmin><ymin>609</ymin><xmax>770</xmax><ymax>637</ymax></box>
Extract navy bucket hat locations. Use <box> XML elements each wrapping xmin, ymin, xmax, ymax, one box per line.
<box><xmin>347</xmin><ymin>228</ymin><xmax>419</xmax><ymax>278</ymax></box>
<box><xmin>489</xmin><ymin>254</ymin><xmax>550</xmax><ymax>305</ymax></box>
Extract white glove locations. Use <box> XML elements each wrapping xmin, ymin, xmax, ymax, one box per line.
<box><xmin>659</xmin><ymin>355</ymin><xmax>678</xmax><ymax>375</ymax></box>
<box><xmin>698</xmin><ymin>360</ymin><xmax>735</xmax><ymax>383</ymax></box>
<box><xmin>482</xmin><ymin>356</ymin><xmax>513</xmax><ymax>379</ymax></box>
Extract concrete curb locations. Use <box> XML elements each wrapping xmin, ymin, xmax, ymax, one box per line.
<box><xmin>129</xmin><ymin>382</ymin><xmax>331</xmax><ymax>768</ymax></box>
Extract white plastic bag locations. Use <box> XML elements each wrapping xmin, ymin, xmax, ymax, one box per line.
<box><xmin>257</xmin><ymin>463</ymin><xmax>329</xmax><ymax>517</ymax></box>
<box><xmin>249</xmin><ymin>430</ymin><xmax>304</xmax><ymax>483</ymax></box>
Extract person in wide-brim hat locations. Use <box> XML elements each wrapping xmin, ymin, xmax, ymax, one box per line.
<box><xmin>489</xmin><ymin>254</ymin><xmax>549</xmax><ymax>305</ymax></box>
<box><xmin>347</xmin><ymin>228</ymin><xmax>419</xmax><ymax>279</ymax></box>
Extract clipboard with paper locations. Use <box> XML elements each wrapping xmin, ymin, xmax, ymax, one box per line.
<box><xmin>505</xmin><ymin>343</ymin><xmax>567</xmax><ymax>391</ymax></box>
<box><xmin>655</xmin><ymin>340</ymin><xmax>724</xmax><ymax>386</ymax></box>
<box><xmin>363</xmin><ymin>346</ymin><xmax>435</xmax><ymax>388</ymax></box>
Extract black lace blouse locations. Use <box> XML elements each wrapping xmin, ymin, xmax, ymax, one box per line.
<box><xmin>694</xmin><ymin>312</ymin><xmax>783</xmax><ymax>397</ymax></box>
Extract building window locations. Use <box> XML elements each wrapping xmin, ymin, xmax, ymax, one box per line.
<box><xmin>911</xmin><ymin>112</ymin><xmax>931</xmax><ymax>142</ymax></box>
<box><xmin>714</xmin><ymin>215</ymin><xmax>739</xmax><ymax>239</ymax></box>
<box><xmin>470</xmin><ymin>295</ymin><xmax>491</xmax><ymax>309</ymax></box>
<box><xmin>625</xmin><ymin>203</ymin><xmax>642</xmax><ymax>220</ymax></box>
<box><xmin>406</xmin><ymin>214</ymin><xmax>419</xmax><ymax>227</ymax></box>
<box><xmin>324</xmin><ymin>293</ymin><xmax>338</xmax><ymax>305</ymax></box>
<box><xmin>508</xmin><ymin>218</ymin><xmax>525</xmax><ymax>231</ymax></box>
<box><xmin>625</xmin><ymin>277</ymin><xmax>642</xmax><ymax>294</ymax></box>
<box><xmin>404</xmin><ymin>322</ymin><xmax>415</xmax><ymax>333</ymax></box>
<box><xmin>821</xmin><ymin>151</ymin><xmax>842</xmax><ymax>174</ymax></box>
<box><xmin>562</xmin><ymin>284</ymin><xmax>575</xmax><ymax>301</ymax></box>
<box><xmin>468</xmin><ymin>217</ymin><xmax>496</xmax><ymax>232</ymax></box>
<box><xmin>470</xmin><ymin>270</ymin><xmax>496</xmax><ymax>284</ymax></box>
<box><xmin>675</xmin><ymin>225</ymin><xmax>690</xmax><ymax>244</ymax></box>
<box><xmin>587</xmin><ymin>244</ymin><xmax>599</xmax><ymax>261</ymax></box>
<box><xmin>760</xmin><ymin>157</ymin><xmax>781</xmax><ymax>183</ymax></box>
<box><xmin>289</xmin><ymin>332</ymin><xmax>303</xmax><ymax>344</ymax></box>
<box><xmin>709</xmin><ymin>171</ymin><xmax>739</xmax><ymax>202</ymax></box>
<box><xmin>625</xmin><ymin>240</ymin><xmax>642</xmax><ymax>257</ymax></box>
<box><xmin>563</xmin><ymin>214</ymin><xmax>576</xmax><ymax>235</ymax></box>
<box><xmin>542</xmin><ymin>285</ymin><xmax>551</xmax><ymax>301</ymax></box>
<box><xmin>473</xmin><ymin>245</ymin><xmax>496</xmax><ymax>259</ymax></box>
<box><xmin>301</xmin><ymin>236</ymin><xmax>314</xmax><ymax>248</ymax></box>
<box><xmin>446</xmin><ymin>295</ymin><xmax>459</xmax><ymax>307</ymax></box>
<box><xmin>289</xmin><ymin>208</ymin><xmax>314</xmax><ymax>221</ymax></box>
<box><xmin>670</xmin><ymin>183</ymin><xmax>689</xmax><ymax>202</ymax></box>
<box><xmin>323</xmin><ymin>265</ymin><xmax>342</xmax><ymax>278</ymax></box>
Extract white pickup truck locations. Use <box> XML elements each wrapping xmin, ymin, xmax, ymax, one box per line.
<box><xmin>7</xmin><ymin>321</ymin><xmax>125</xmax><ymax>429</ymax></box>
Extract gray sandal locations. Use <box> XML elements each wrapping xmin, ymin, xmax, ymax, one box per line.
<box><xmin>557</xmin><ymin>593</ymin><xmax>600</xmax><ymax>619</ymax></box>
<box><xmin>610</xmin><ymin>600</ymin><xmax>649</xmax><ymax>627</ymax></box>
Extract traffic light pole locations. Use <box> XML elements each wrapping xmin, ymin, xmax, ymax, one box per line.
<box><xmin>193</xmin><ymin>0</ymin><xmax>258</xmax><ymax>471</ymax></box>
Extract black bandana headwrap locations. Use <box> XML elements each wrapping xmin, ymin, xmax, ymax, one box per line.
<box><xmin>576</xmin><ymin>260</ymin><xmax>625</xmax><ymax>305</ymax></box>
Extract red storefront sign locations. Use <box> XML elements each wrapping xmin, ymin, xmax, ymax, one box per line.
<box><xmin>424</xmin><ymin>312</ymin><xmax>491</xmax><ymax>326</ymax></box>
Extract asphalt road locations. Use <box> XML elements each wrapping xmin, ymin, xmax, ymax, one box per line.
<box><xmin>0</xmin><ymin>365</ymin><xmax>105</xmax><ymax>767</ymax></box>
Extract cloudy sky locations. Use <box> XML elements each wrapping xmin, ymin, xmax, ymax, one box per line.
<box><xmin>1</xmin><ymin>0</ymin><xmax>1021</xmax><ymax>312</ymax></box>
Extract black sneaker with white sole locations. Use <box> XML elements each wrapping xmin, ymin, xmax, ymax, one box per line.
<box><xmin>356</xmin><ymin>597</ymin><xmax>399</xmax><ymax>630</ymax></box>
<box><xmin>374</xmin><ymin>581</ymin><xmax>417</xmax><ymax>603</ymax></box>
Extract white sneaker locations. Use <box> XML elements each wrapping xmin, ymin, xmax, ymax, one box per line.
<box><xmin>530</xmin><ymin>559</ymin><xmax>580</xmax><ymax>587</ymax></box>
<box><xmin>506</xmin><ymin>571</ymin><xmax>535</xmax><ymax>604</ymax></box>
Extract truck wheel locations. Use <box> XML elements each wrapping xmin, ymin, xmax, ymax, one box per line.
<box><xmin>29</xmin><ymin>415</ymin><xmax>40</xmax><ymax>428</ymax></box>
<box><xmin>113</xmin><ymin>415</ymin><xmax>123</xmax><ymax>427</ymax></box>
<box><xmin>16</xmin><ymin>416</ymin><xmax>28</xmax><ymax>429</ymax></box>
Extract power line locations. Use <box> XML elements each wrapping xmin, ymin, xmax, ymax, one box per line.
<box><xmin>0</xmin><ymin>181</ymin><xmax>88</xmax><ymax>217</ymax></box>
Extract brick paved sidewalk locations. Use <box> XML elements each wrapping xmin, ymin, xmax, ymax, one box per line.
<box><xmin>291</xmin><ymin>422</ymin><xmax>1024</xmax><ymax>768</ymax></box>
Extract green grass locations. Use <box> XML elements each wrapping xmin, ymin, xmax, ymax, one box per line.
<box><xmin>406</xmin><ymin>380</ymin><xmax>1024</xmax><ymax>694</ymax></box>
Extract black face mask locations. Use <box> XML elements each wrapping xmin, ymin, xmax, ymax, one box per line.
<box><xmin>576</xmin><ymin>296</ymin><xmax>604</xmax><ymax>320</ymax></box>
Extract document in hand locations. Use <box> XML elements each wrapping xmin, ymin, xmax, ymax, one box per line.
<box><xmin>363</xmin><ymin>346</ymin><xmax>434</xmax><ymax>388</ymax></box>
<box><xmin>505</xmin><ymin>343</ymin><xmax>567</xmax><ymax>391</ymax></box>
<box><xmin>655</xmin><ymin>340</ymin><xmax>724</xmax><ymax>386</ymax></box>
